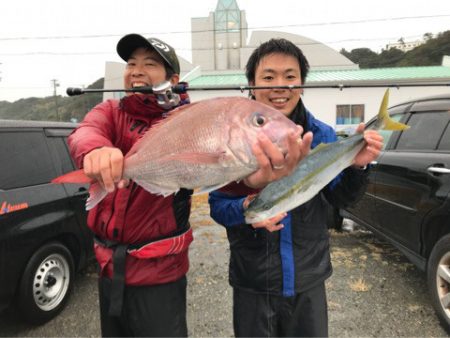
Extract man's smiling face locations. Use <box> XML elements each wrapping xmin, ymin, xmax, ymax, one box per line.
<box><xmin>252</xmin><ymin>52</ymin><xmax>303</xmax><ymax>116</ymax></box>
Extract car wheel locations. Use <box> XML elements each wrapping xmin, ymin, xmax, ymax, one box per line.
<box><xmin>427</xmin><ymin>234</ymin><xmax>450</xmax><ymax>333</ymax></box>
<box><xmin>18</xmin><ymin>242</ymin><xmax>75</xmax><ymax>325</ymax></box>
<box><xmin>326</xmin><ymin>205</ymin><xmax>343</xmax><ymax>231</ymax></box>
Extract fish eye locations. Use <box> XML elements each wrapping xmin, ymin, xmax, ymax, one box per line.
<box><xmin>252</xmin><ymin>113</ymin><xmax>266</xmax><ymax>127</ymax></box>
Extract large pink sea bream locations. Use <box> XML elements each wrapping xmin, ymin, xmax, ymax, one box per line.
<box><xmin>54</xmin><ymin>96</ymin><xmax>299</xmax><ymax>209</ymax></box>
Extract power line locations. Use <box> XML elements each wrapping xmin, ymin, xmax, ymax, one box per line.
<box><xmin>0</xmin><ymin>33</ymin><xmax>441</xmax><ymax>57</ymax></box>
<box><xmin>0</xmin><ymin>14</ymin><xmax>449</xmax><ymax>41</ymax></box>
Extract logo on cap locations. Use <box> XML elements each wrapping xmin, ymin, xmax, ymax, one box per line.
<box><xmin>150</xmin><ymin>39</ymin><xmax>170</xmax><ymax>52</ymax></box>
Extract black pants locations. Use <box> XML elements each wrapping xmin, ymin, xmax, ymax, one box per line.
<box><xmin>233</xmin><ymin>282</ymin><xmax>328</xmax><ymax>337</ymax></box>
<box><xmin>98</xmin><ymin>275</ymin><xmax>188</xmax><ymax>337</ymax></box>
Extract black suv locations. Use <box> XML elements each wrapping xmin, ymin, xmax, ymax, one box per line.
<box><xmin>331</xmin><ymin>94</ymin><xmax>450</xmax><ymax>331</ymax></box>
<box><xmin>0</xmin><ymin>120</ymin><xmax>92</xmax><ymax>325</ymax></box>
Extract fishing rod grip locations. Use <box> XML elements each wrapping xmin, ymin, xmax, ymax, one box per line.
<box><xmin>172</xmin><ymin>83</ymin><xmax>189</xmax><ymax>94</ymax></box>
<box><xmin>66</xmin><ymin>87</ymin><xmax>85</xmax><ymax>96</ymax></box>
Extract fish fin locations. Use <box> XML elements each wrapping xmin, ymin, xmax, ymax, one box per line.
<box><xmin>134</xmin><ymin>179</ymin><xmax>177</xmax><ymax>197</ymax></box>
<box><xmin>193</xmin><ymin>183</ymin><xmax>229</xmax><ymax>195</ymax></box>
<box><xmin>51</xmin><ymin>169</ymin><xmax>92</xmax><ymax>184</ymax></box>
<box><xmin>375</xmin><ymin>89</ymin><xmax>410</xmax><ymax>131</ymax></box>
<box><xmin>159</xmin><ymin>152</ymin><xmax>227</xmax><ymax>164</ymax></box>
<box><xmin>86</xmin><ymin>183</ymin><xmax>108</xmax><ymax>210</ymax></box>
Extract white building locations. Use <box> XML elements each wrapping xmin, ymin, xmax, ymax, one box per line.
<box><xmin>103</xmin><ymin>0</ymin><xmax>450</xmax><ymax>131</ymax></box>
<box><xmin>190</xmin><ymin>0</ymin><xmax>356</xmax><ymax>72</ymax></box>
<box><xmin>386</xmin><ymin>39</ymin><xmax>425</xmax><ymax>52</ymax></box>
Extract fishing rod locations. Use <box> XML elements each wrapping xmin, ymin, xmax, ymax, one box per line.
<box><xmin>67</xmin><ymin>82</ymin><xmax>450</xmax><ymax>96</ymax></box>
<box><xmin>67</xmin><ymin>81</ymin><xmax>450</xmax><ymax>108</ymax></box>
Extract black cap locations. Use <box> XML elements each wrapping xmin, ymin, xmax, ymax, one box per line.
<box><xmin>116</xmin><ymin>34</ymin><xmax>180</xmax><ymax>74</ymax></box>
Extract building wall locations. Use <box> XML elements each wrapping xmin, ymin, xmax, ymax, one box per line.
<box><xmin>103</xmin><ymin>62</ymin><xmax>126</xmax><ymax>100</ymax></box>
<box><xmin>104</xmin><ymin>58</ymin><xmax>450</xmax><ymax>131</ymax></box>
<box><xmin>302</xmin><ymin>86</ymin><xmax>450</xmax><ymax>129</ymax></box>
<box><xmin>245</xmin><ymin>31</ymin><xmax>358</xmax><ymax>70</ymax></box>
<box><xmin>191</xmin><ymin>15</ymin><xmax>216</xmax><ymax>71</ymax></box>
<box><xmin>192</xmin><ymin>9</ymin><xmax>248</xmax><ymax>71</ymax></box>
<box><xmin>187</xmin><ymin>85</ymin><xmax>450</xmax><ymax>130</ymax></box>
<box><xmin>240</xmin><ymin>10</ymin><xmax>248</xmax><ymax>51</ymax></box>
<box><xmin>215</xmin><ymin>31</ymin><xmax>243</xmax><ymax>70</ymax></box>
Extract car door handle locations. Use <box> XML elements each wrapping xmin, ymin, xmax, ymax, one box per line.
<box><xmin>427</xmin><ymin>167</ymin><xmax>450</xmax><ymax>174</ymax></box>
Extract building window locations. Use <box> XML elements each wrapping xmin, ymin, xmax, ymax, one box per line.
<box><xmin>336</xmin><ymin>104</ymin><xmax>364</xmax><ymax>125</ymax></box>
<box><xmin>214</xmin><ymin>1</ymin><xmax>241</xmax><ymax>33</ymax></box>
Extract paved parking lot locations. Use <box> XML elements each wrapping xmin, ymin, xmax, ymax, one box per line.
<box><xmin>0</xmin><ymin>201</ymin><xmax>447</xmax><ymax>337</ymax></box>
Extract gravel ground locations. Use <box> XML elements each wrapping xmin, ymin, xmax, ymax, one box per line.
<box><xmin>0</xmin><ymin>196</ymin><xmax>448</xmax><ymax>337</ymax></box>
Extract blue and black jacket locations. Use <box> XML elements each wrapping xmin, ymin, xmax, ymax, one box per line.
<box><xmin>209</xmin><ymin>104</ymin><xmax>369</xmax><ymax>297</ymax></box>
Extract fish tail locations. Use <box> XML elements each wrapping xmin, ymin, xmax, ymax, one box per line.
<box><xmin>52</xmin><ymin>170</ymin><xmax>106</xmax><ymax>210</ymax></box>
<box><xmin>51</xmin><ymin>169</ymin><xmax>92</xmax><ymax>184</ymax></box>
<box><xmin>375</xmin><ymin>89</ymin><xmax>409</xmax><ymax>131</ymax></box>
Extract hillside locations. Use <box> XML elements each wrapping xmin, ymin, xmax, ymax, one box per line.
<box><xmin>0</xmin><ymin>78</ymin><xmax>104</xmax><ymax>122</ymax></box>
<box><xmin>340</xmin><ymin>30</ymin><xmax>450</xmax><ymax>68</ymax></box>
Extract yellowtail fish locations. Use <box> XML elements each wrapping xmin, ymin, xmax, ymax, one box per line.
<box><xmin>245</xmin><ymin>89</ymin><xmax>409</xmax><ymax>223</ymax></box>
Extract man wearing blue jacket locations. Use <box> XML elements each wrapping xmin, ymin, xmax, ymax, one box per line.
<box><xmin>209</xmin><ymin>38</ymin><xmax>383</xmax><ymax>337</ymax></box>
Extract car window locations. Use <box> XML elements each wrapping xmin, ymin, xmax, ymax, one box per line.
<box><xmin>396</xmin><ymin>112</ymin><xmax>449</xmax><ymax>151</ymax></box>
<box><xmin>46</xmin><ymin>136</ymin><xmax>76</xmax><ymax>174</ymax></box>
<box><xmin>376</xmin><ymin>114</ymin><xmax>403</xmax><ymax>150</ymax></box>
<box><xmin>0</xmin><ymin>131</ymin><xmax>56</xmax><ymax>190</ymax></box>
<box><xmin>437</xmin><ymin>122</ymin><xmax>450</xmax><ymax>151</ymax></box>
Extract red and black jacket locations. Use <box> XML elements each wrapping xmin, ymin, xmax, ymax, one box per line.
<box><xmin>68</xmin><ymin>95</ymin><xmax>192</xmax><ymax>288</ymax></box>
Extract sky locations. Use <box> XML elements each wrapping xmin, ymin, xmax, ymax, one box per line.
<box><xmin>0</xmin><ymin>0</ymin><xmax>449</xmax><ymax>102</ymax></box>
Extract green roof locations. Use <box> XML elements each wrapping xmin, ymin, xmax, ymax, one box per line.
<box><xmin>189</xmin><ymin>74</ymin><xmax>247</xmax><ymax>86</ymax></box>
<box><xmin>188</xmin><ymin>66</ymin><xmax>450</xmax><ymax>87</ymax></box>
<box><xmin>309</xmin><ymin>66</ymin><xmax>450</xmax><ymax>82</ymax></box>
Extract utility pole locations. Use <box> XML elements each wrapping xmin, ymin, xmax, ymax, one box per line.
<box><xmin>81</xmin><ymin>84</ymin><xmax>87</xmax><ymax>118</ymax></box>
<box><xmin>51</xmin><ymin>79</ymin><xmax>60</xmax><ymax>121</ymax></box>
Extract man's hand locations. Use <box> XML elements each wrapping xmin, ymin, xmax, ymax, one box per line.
<box><xmin>83</xmin><ymin>147</ymin><xmax>129</xmax><ymax>192</ymax></box>
<box><xmin>243</xmin><ymin>127</ymin><xmax>313</xmax><ymax>189</ymax></box>
<box><xmin>352</xmin><ymin>123</ymin><xmax>384</xmax><ymax>168</ymax></box>
<box><xmin>243</xmin><ymin>194</ymin><xmax>286</xmax><ymax>232</ymax></box>
<box><xmin>251</xmin><ymin>213</ymin><xmax>286</xmax><ymax>232</ymax></box>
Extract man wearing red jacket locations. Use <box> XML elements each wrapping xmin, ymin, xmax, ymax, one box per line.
<box><xmin>69</xmin><ymin>34</ymin><xmax>309</xmax><ymax>337</ymax></box>
<box><xmin>69</xmin><ymin>34</ymin><xmax>194</xmax><ymax>337</ymax></box>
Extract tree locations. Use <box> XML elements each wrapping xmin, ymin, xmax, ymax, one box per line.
<box><xmin>341</xmin><ymin>48</ymin><xmax>379</xmax><ymax>68</ymax></box>
<box><xmin>423</xmin><ymin>32</ymin><xmax>433</xmax><ymax>41</ymax></box>
<box><xmin>339</xmin><ymin>30</ymin><xmax>450</xmax><ymax>69</ymax></box>
<box><xmin>398</xmin><ymin>30</ymin><xmax>450</xmax><ymax>66</ymax></box>
<box><xmin>377</xmin><ymin>48</ymin><xmax>405</xmax><ymax>67</ymax></box>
